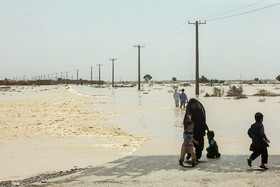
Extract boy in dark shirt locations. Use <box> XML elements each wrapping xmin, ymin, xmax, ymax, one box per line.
<box><xmin>206</xmin><ymin>131</ymin><xmax>221</xmax><ymax>158</ymax></box>
<box><xmin>247</xmin><ymin>112</ymin><xmax>270</xmax><ymax>170</ymax></box>
<box><xmin>179</xmin><ymin>120</ymin><xmax>199</xmax><ymax>167</ymax></box>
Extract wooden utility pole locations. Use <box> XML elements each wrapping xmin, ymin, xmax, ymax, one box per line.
<box><xmin>90</xmin><ymin>66</ymin><xmax>93</xmax><ymax>85</ymax></box>
<box><xmin>109</xmin><ymin>58</ymin><xmax>117</xmax><ymax>87</ymax></box>
<box><xmin>188</xmin><ymin>20</ymin><xmax>206</xmax><ymax>95</ymax></box>
<box><xmin>76</xmin><ymin>69</ymin><xmax>79</xmax><ymax>85</ymax></box>
<box><xmin>134</xmin><ymin>45</ymin><xmax>144</xmax><ymax>90</ymax></box>
<box><xmin>66</xmin><ymin>71</ymin><xmax>68</xmax><ymax>84</ymax></box>
<box><xmin>97</xmin><ymin>64</ymin><xmax>102</xmax><ymax>86</ymax></box>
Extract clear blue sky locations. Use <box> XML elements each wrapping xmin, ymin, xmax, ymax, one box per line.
<box><xmin>0</xmin><ymin>0</ymin><xmax>279</xmax><ymax>81</ymax></box>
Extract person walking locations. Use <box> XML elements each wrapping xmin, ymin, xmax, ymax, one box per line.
<box><xmin>173</xmin><ymin>88</ymin><xmax>180</xmax><ymax>107</ymax></box>
<box><xmin>247</xmin><ymin>112</ymin><xmax>270</xmax><ymax>170</ymax></box>
<box><xmin>183</xmin><ymin>98</ymin><xmax>209</xmax><ymax>161</ymax></box>
<box><xmin>179</xmin><ymin>89</ymin><xmax>188</xmax><ymax>108</ymax></box>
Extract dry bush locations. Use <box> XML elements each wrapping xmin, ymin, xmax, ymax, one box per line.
<box><xmin>227</xmin><ymin>85</ymin><xmax>244</xmax><ymax>96</ymax></box>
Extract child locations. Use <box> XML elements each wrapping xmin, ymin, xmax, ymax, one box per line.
<box><xmin>179</xmin><ymin>120</ymin><xmax>199</xmax><ymax>167</ymax></box>
<box><xmin>179</xmin><ymin>89</ymin><xmax>188</xmax><ymax>108</ymax></box>
<box><xmin>247</xmin><ymin>112</ymin><xmax>270</xmax><ymax>170</ymax></box>
<box><xmin>206</xmin><ymin>131</ymin><xmax>221</xmax><ymax>158</ymax></box>
<box><xmin>173</xmin><ymin>88</ymin><xmax>180</xmax><ymax>107</ymax></box>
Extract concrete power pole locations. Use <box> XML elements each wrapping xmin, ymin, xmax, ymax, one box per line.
<box><xmin>97</xmin><ymin>64</ymin><xmax>102</xmax><ymax>86</ymax></box>
<box><xmin>109</xmin><ymin>58</ymin><xmax>117</xmax><ymax>87</ymax></box>
<box><xmin>188</xmin><ymin>20</ymin><xmax>206</xmax><ymax>95</ymax></box>
<box><xmin>134</xmin><ymin>45</ymin><xmax>144</xmax><ymax>90</ymax></box>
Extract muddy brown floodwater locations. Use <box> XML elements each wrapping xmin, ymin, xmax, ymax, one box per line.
<box><xmin>74</xmin><ymin>83</ymin><xmax>280</xmax><ymax>155</ymax></box>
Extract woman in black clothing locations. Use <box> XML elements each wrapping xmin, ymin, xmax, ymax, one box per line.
<box><xmin>184</xmin><ymin>98</ymin><xmax>209</xmax><ymax>161</ymax></box>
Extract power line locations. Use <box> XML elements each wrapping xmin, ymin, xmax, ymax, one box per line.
<box><xmin>207</xmin><ymin>2</ymin><xmax>280</xmax><ymax>21</ymax></box>
<box><xmin>145</xmin><ymin>22</ymin><xmax>189</xmax><ymax>46</ymax></box>
<box><xmin>144</xmin><ymin>1</ymin><xmax>275</xmax><ymax>47</ymax></box>
<box><xmin>146</xmin><ymin>26</ymin><xmax>194</xmax><ymax>47</ymax></box>
<box><xmin>201</xmin><ymin>0</ymin><xmax>269</xmax><ymax>20</ymax></box>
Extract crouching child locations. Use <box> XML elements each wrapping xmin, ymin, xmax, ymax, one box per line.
<box><xmin>206</xmin><ymin>131</ymin><xmax>221</xmax><ymax>158</ymax></box>
<box><xmin>179</xmin><ymin>120</ymin><xmax>199</xmax><ymax>167</ymax></box>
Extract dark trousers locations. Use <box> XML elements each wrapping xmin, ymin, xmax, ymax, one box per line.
<box><xmin>250</xmin><ymin>148</ymin><xmax>268</xmax><ymax>164</ymax></box>
<box><xmin>188</xmin><ymin>136</ymin><xmax>204</xmax><ymax>160</ymax></box>
<box><xmin>180</xmin><ymin>101</ymin><xmax>186</xmax><ymax>108</ymax></box>
<box><xmin>207</xmin><ymin>153</ymin><xmax>221</xmax><ymax>158</ymax></box>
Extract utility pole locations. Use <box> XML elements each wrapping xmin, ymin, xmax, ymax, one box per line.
<box><xmin>76</xmin><ymin>69</ymin><xmax>79</xmax><ymax>85</ymax></box>
<box><xmin>90</xmin><ymin>66</ymin><xmax>93</xmax><ymax>85</ymax></box>
<box><xmin>66</xmin><ymin>71</ymin><xmax>68</xmax><ymax>84</ymax></box>
<box><xmin>188</xmin><ymin>20</ymin><xmax>206</xmax><ymax>95</ymax></box>
<box><xmin>61</xmin><ymin>72</ymin><xmax>63</xmax><ymax>79</ymax></box>
<box><xmin>97</xmin><ymin>64</ymin><xmax>102</xmax><ymax>86</ymax></box>
<box><xmin>55</xmin><ymin>73</ymin><xmax>58</xmax><ymax>80</ymax></box>
<box><xmin>109</xmin><ymin>58</ymin><xmax>117</xmax><ymax>87</ymax></box>
<box><xmin>134</xmin><ymin>45</ymin><xmax>144</xmax><ymax>90</ymax></box>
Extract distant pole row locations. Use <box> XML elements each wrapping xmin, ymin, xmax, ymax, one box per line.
<box><xmin>14</xmin><ymin>24</ymin><xmax>204</xmax><ymax>95</ymax></box>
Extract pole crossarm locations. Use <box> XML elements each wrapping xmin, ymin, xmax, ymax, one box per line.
<box><xmin>188</xmin><ymin>20</ymin><xmax>207</xmax><ymax>25</ymax></box>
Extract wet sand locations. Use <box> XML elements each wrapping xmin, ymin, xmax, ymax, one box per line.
<box><xmin>0</xmin><ymin>85</ymin><xmax>146</xmax><ymax>181</ymax></box>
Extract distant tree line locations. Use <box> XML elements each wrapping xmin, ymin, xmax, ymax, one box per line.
<box><xmin>199</xmin><ymin>75</ymin><xmax>225</xmax><ymax>84</ymax></box>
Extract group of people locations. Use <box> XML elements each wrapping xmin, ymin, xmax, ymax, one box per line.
<box><xmin>173</xmin><ymin>88</ymin><xmax>188</xmax><ymax>108</ymax></box>
<box><xmin>175</xmin><ymin>89</ymin><xmax>270</xmax><ymax>170</ymax></box>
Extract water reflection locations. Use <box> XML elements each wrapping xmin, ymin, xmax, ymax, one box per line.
<box><xmin>138</xmin><ymin>91</ymin><xmax>142</xmax><ymax>106</ymax></box>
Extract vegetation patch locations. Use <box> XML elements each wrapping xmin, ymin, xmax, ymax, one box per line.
<box><xmin>253</xmin><ymin>89</ymin><xmax>280</xmax><ymax>97</ymax></box>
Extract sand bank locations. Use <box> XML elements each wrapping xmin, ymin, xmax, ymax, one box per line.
<box><xmin>0</xmin><ymin>85</ymin><xmax>147</xmax><ymax>181</ymax></box>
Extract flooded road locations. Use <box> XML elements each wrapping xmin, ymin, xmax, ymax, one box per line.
<box><xmin>74</xmin><ymin>84</ymin><xmax>280</xmax><ymax>155</ymax></box>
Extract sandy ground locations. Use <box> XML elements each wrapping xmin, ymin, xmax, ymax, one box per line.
<box><xmin>0</xmin><ymin>85</ymin><xmax>147</xmax><ymax>181</ymax></box>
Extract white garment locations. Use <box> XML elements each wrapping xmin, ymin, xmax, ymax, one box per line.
<box><xmin>173</xmin><ymin>90</ymin><xmax>180</xmax><ymax>106</ymax></box>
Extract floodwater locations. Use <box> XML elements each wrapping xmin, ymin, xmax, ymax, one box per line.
<box><xmin>73</xmin><ymin>83</ymin><xmax>280</xmax><ymax>155</ymax></box>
